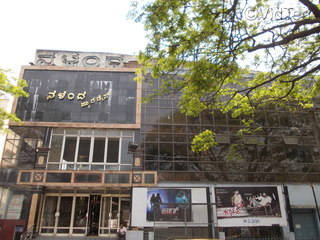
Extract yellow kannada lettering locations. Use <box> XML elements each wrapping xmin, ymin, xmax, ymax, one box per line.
<box><xmin>102</xmin><ymin>92</ymin><xmax>110</xmax><ymax>101</ymax></box>
<box><xmin>46</xmin><ymin>90</ymin><xmax>111</xmax><ymax>107</ymax></box>
<box><xmin>67</xmin><ymin>93</ymin><xmax>75</xmax><ymax>100</ymax></box>
<box><xmin>81</xmin><ymin>101</ymin><xmax>90</xmax><ymax>108</ymax></box>
<box><xmin>96</xmin><ymin>95</ymin><xmax>102</xmax><ymax>102</ymax></box>
<box><xmin>58</xmin><ymin>91</ymin><xmax>66</xmax><ymax>100</ymax></box>
<box><xmin>47</xmin><ymin>90</ymin><xmax>57</xmax><ymax>100</ymax></box>
<box><xmin>77</xmin><ymin>91</ymin><xmax>87</xmax><ymax>100</ymax></box>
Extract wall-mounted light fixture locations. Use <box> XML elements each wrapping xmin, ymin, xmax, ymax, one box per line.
<box><xmin>128</xmin><ymin>142</ymin><xmax>138</xmax><ymax>153</ymax></box>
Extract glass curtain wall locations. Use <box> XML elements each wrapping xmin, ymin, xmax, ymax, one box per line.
<box><xmin>141</xmin><ymin>78</ymin><xmax>320</xmax><ymax>182</ymax></box>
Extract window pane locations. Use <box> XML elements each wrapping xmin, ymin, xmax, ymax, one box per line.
<box><xmin>2</xmin><ymin>140</ymin><xmax>17</xmax><ymax>167</ymax></box>
<box><xmin>42</xmin><ymin>196</ymin><xmax>58</xmax><ymax>227</ymax></box>
<box><xmin>47</xmin><ymin>164</ymin><xmax>59</xmax><ymax>170</ymax></box>
<box><xmin>48</xmin><ymin>135</ymin><xmax>63</xmax><ymax>162</ymax></box>
<box><xmin>3</xmin><ymin>140</ymin><xmax>15</xmax><ymax>159</ymax></box>
<box><xmin>80</xmin><ymin>129</ymin><xmax>92</xmax><ymax>135</ymax></box>
<box><xmin>107</xmin><ymin>138</ymin><xmax>119</xmax><ymax>163</ymax></box>
<box><xmin>63</xmin><ymin>137</ymin><xmax>77</xmax><ymax>162</ymax></box>
<box><xmin>77</xmin><ymin>138</ymin><xmax>90</xmax><ymax>162</ymax></box>
<box><xmin>108</xmin><ymin>130</ymin><xmax>120</xmax><ymax>137</ymax></box>
<box><xmin>66</xmin><ymin>129</ymin><xmax>79</xmax><ymax>134</ymax></box>
<box><xmin>145</xmin><ymin>174</ymin><xmax>155</xmax><ymax>184</ymax></box>
<box><xmin>46</xmin><ymin>173</ymin><xmax>72</xmax><ymax>183</ymax></box>
<box><xmin>91</xmin><ymin>165</ymin><xmax>104</xmax><ymax>171</ymax></box>
<box><xmin>94</xmin><ymin>130</ymin><xmax>107</xmax><ymax>136</ymax></box>
<box><xmin>20</xmin><ymin>172</ymin><xmax>31</xmax><ymax>182</ymax></box>
<box><xmin>106</xmin><ymin>165</ymin><xmax>119</xmax><ymax>170</ymax></box>
<box><xmin>57</xmin><ymin>197</ymin><xmax>73</xmax><ymax>227</ymax></box>
<box><xmin>53</xmin><ymin>128</ymin><xmax>64</xmax><ymax>134</ymax></box>
<box><xmin>93</xmin><ymin>138</ymin><xmax>105</xmax><ymax>163</ymax></box>
<box><xmin>73</xmin><ymin>197</ymin><xmax>88</xmax><ymax>227</ymax></box>
<box><xmin>121</xmin><ymin>138</ymin><xmax>132</xmax><ymax>164</ymax></box>
<box><xmin>105</xmin><ymin>173</ymin><xmax>130</xmax><ymax>183</ymax></box>
<box><xmin>121</xmin><ymin>130</ymin><xmax>134</xmax><ymax>137</ymax></box>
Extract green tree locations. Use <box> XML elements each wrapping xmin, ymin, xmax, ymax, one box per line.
<box><xmin>131</xmin><ymin>0</ymin><xmax>320</xmax><ymax>152</ymax></box>
<box><xmin>0</xmin><ymin>69</ymin><xmax>28</xmax><ymax>130</ymax></box>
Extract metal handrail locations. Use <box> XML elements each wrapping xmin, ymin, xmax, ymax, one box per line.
<box><xmin>20</xmin><ymin>225</ymin><xmax>34</xmax><ymax>240</ymax></box>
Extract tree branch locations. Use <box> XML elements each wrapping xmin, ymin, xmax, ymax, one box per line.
<box><xmin>248</xmin><ymin>26</ymin><xmax>320</xmax><ymax>52</ymax></box>
<box><xmin>299</xmin><ymin>0</ymin><xmax>320</xmax><ymax>18</ymax></box>
<box><xmin>233</xmin><ymin>19</ymin><xmax>320</xmax><ymax>51</ymax></box>
<box><xmin>237</xmin><ymin>57</ymin><xmax>320</xmax><ymax>94</ymax></box>
<box><xmin>280</xmin><ymin>64</ymin><xmax>320</xmax><ymax>83</ymax></box>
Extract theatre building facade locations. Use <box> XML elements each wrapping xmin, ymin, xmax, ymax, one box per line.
<box><xmin>0</xmin><ymin>49</ymin><xmax>320</xmax><ymax>239</ymax></box>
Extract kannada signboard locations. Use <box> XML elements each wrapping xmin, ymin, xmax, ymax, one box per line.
<box><xmin>214</xmin><ymin>186</ymin><xmax>287</xmax><ymax>227</ymax></box>
<box><xmin>17</xmin><ymin>70</ymin><xmax>137</xmax><ymax>124</ymax></box>
<box><xmin>147</xmin><ymin>189</ymin><xmax>192</xmax><ymax>222</ymax></box>
<box><xmin>7</xmin><ymin>195</ymin><xmax>24</xmax><ymax>220</ymax></box>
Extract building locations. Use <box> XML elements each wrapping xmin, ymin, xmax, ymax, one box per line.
<box><xmin>0</xmin><ymin>49</ymin><xmax>319</xmax><ymax>240</ymax></box>
<box><xmin>0</xmin><ymin>96</ymin><xmax>14</xmax><ymax>164</ymax></box>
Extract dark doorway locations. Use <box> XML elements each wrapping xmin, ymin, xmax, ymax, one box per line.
<box><xmin>88</xmin><ymin>195</ymin><xmax>101</xmax><ymax>235</ymax></box>
<box><xmin>292</xmin><ymin>209</ymin><xmax>320</xmax><ymax>239</ymax></box>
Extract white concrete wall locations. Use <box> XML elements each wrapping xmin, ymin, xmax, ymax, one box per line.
<box><xmin>287</xmin><ymin>184</ymin><xmax>320</xmax><ymax>208</ymax></box>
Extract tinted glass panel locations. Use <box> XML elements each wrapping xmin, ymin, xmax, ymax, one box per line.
<box><xmin>105</xmin><ymin>173</ymin><xmax>130</xmax><ymax>183</ymax></box>
<box><xmin>107</xmin><ymin>138</ymin><xmax>119</xmax><ymax>163</ymax></box>
<box><xmin>73</xmin><ymin>197</ymin><xmax>88</xmax><ymax>228</ymax></box>
<box><xmin>17</xmin><ymin>70</ymin><xmax>136</xmax><ymax>123</ymax></box>
<box><xmin>74</xmin><ymin>173</ymin><xmax>102</xmax><ymax>183</ymax></box>
<box><xmin>20</xmin><ymin>172</ymin><xmax>31</xmax><ymax>182</ymax></box>
<box><xmin>77</xmin><ymin>138</ymin><xmax>90</xmax><ymax>163</ymax></box>
<box><xmin>42</xmin><ymin>196</ymin><xmax>58</xmax><ymax>227</ymax></box>
<box><xmin>0</xmin><ymin>169</ymin><xmax>18</xmax><ymax>183</ymax></box>
<box><xmin>145</xmin><ymin>174</ymin><xmax>155</xmax><ymax>184</ymax></box>
<box><xmin>58</xmin><ymin>197</ymin><xmax>73</xmax><ymax>227</ymax></box>
<box><xmin>121</xmin><ymin>138</ymin><xmax>132</xmax><ymax>164</ymax></box>
<box><xmin>48</xmin><ymin>135</ymin><xmax>63</xmax><ymax>162</ymax></box>
<box><xmin>46</xmin><ymin>173</ymin><xmax>72</xmax><ymax>183</ymax></box>
<box><xmin>93</xmin><ymin>138</ymin><xmax>105</xmax><ymax>163</ymax></box>
<box><xmin>63</xmin><ymin>137</ymin><xmax>77</xmax><ymax>162</ymax></box>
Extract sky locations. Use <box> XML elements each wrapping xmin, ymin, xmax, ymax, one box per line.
<box><xmin>0</xmin><ymin>0</ymin><xmax>147</xmax><ymax>76</ymax></box>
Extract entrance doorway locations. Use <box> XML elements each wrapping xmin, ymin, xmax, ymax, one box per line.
<box><xmin>40</xmin><ymin>193</ymin><xmax>130</xmax><ymax>236</ymax></box>
<box><xmin>99</xmin><ymin>196</ymin><xmax>130</xmax><ymax>235</ymax></box>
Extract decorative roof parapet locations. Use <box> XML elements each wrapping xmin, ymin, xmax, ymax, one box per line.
<box><xmin>34</xmin><ymin>49</ymin><xmax>138</xmax><ymax>68</ymax></box>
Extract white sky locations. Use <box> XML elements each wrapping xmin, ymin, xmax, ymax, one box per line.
<box><xmin>0</xmin><ymin>0</ymin><xmax>147</xmax><ymax>76</ymax></box>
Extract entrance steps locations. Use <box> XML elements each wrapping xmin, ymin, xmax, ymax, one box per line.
<box><xmin>34</xmin><ymin>236</ymin><xmax>118</xmax><ymax>240</ymax></box>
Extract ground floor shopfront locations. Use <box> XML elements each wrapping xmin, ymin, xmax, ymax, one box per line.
<box><xmin>40</xmin><ymin>190</ymin><xmax>131</xmax><ymax>237</ymax></box>
<box><xmin>0</xmin><ymin>168</ymin><xmax>157</xmax><ymax>239</ymax></box>
<box><xmin>1</xmin><ymin>182</ymin><xmax>320</xmax><ymax>239</ymax></box>
<box><xmin>0</xmin><ymin>187</ymin><xmax>134</xmax><ymax>239</ymax></box>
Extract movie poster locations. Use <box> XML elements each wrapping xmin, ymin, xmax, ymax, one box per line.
<box><xmin>146</xmin><ymin>188</ymin><xmax>192</xmax><ymax>222</ymax></box>
<box><xmin>214</xmin><ymin>186</ymin><xmax>287</xmax><ymax>227</ymax></box>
